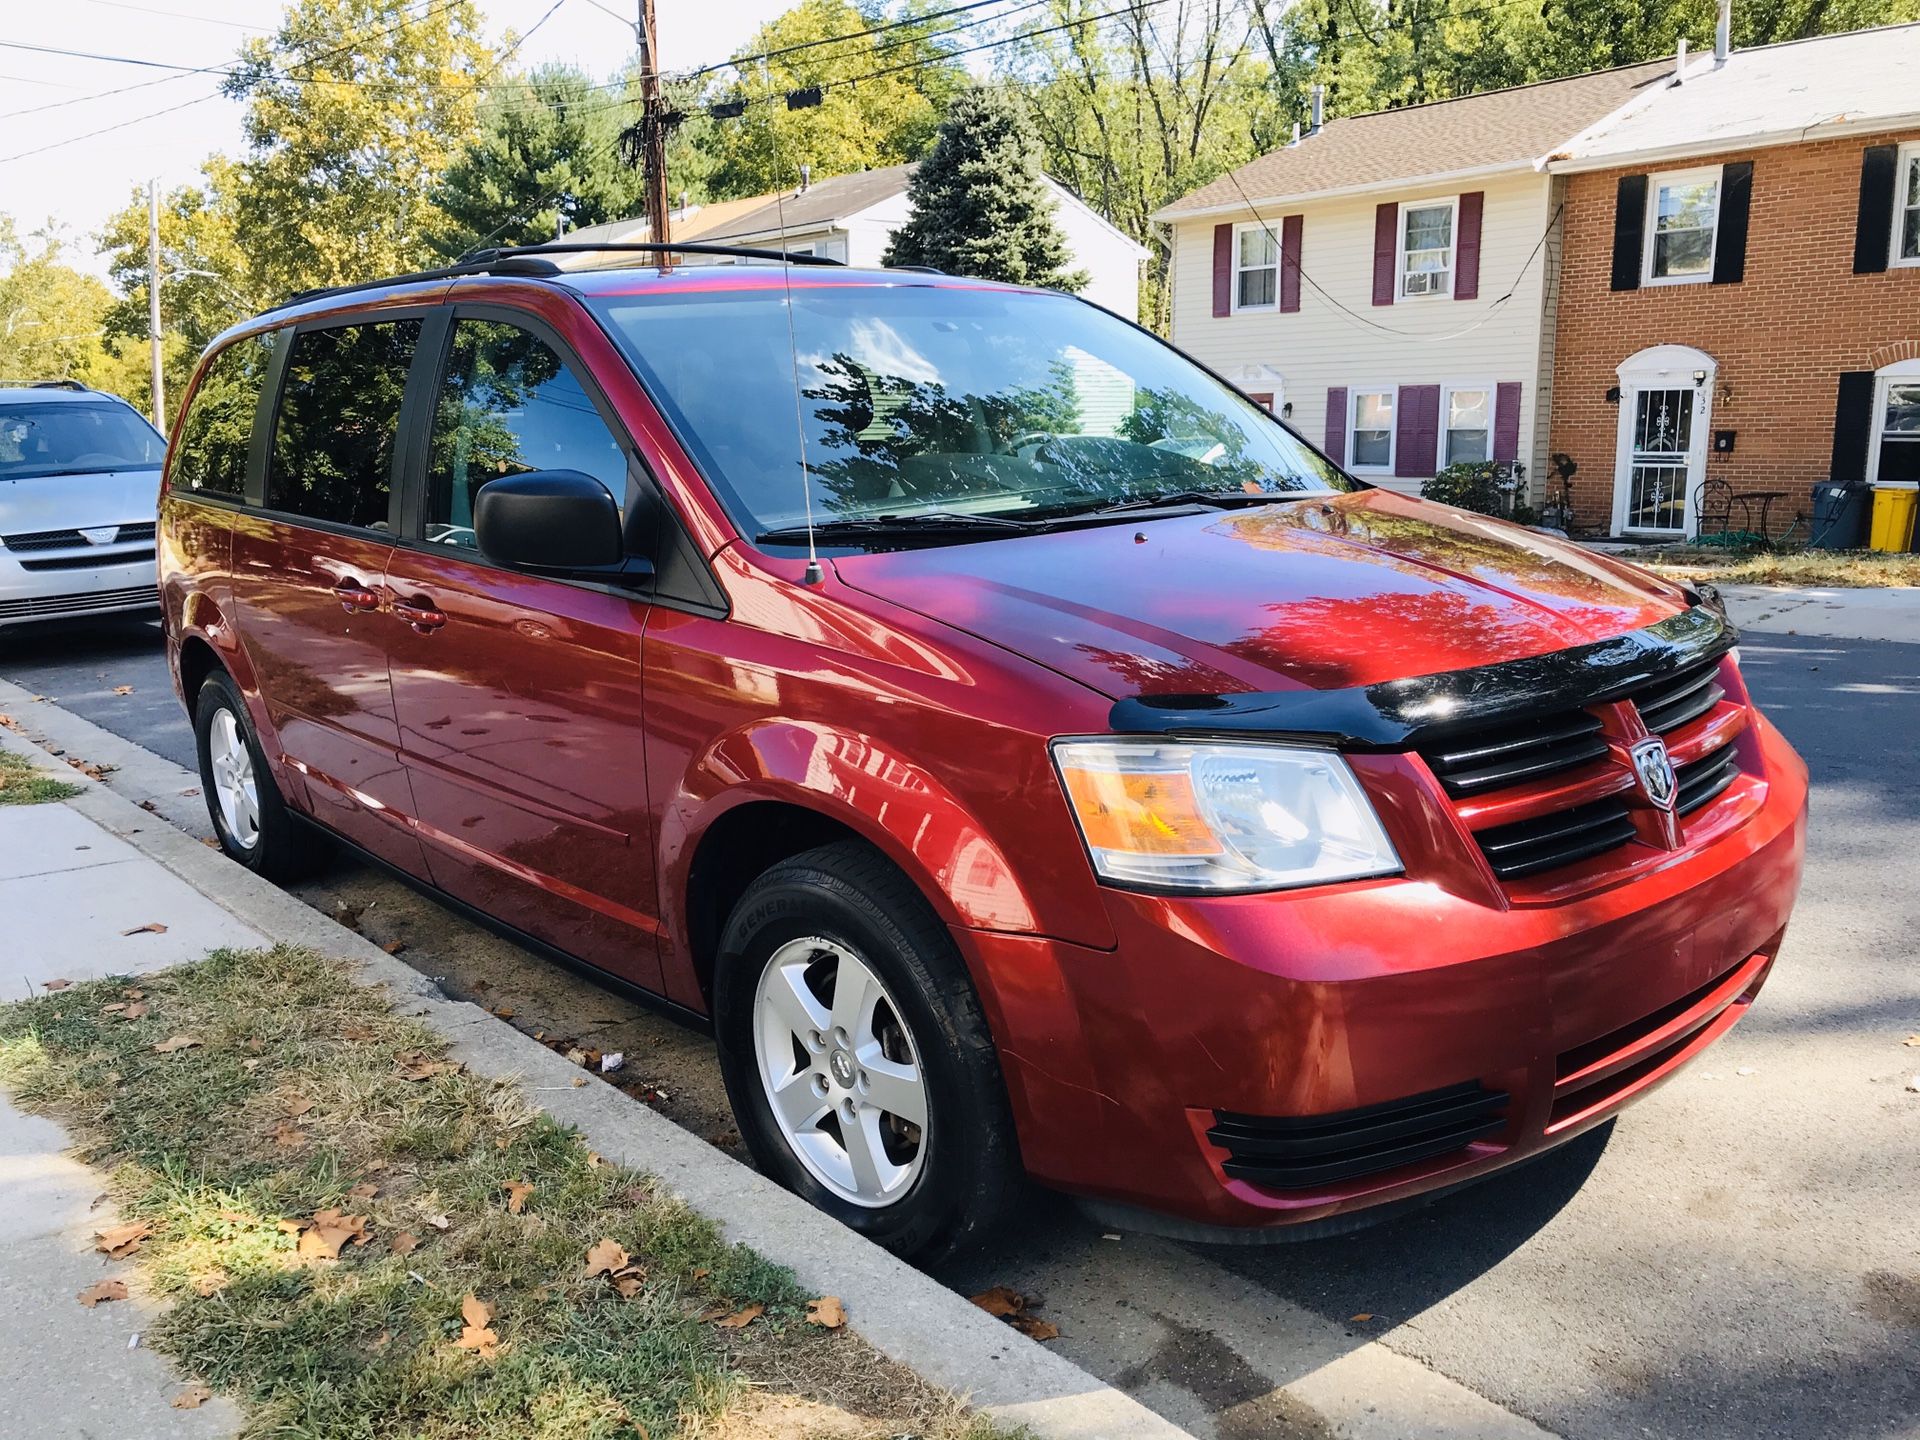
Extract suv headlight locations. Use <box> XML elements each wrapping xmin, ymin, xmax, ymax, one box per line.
<box><xmin>1052</xmin><ymin>739</ymin><xmax>1401</xmax><ymax>893</ymax></box>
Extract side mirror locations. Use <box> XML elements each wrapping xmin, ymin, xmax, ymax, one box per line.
<box><xmin>473</xmin><ymin>470</ymin><xmax>646</xmax><ymax>581</ymax></box>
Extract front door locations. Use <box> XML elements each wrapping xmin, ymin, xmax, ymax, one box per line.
<box><xmin>1613</xmin><ymin>362</ymin><xmax>1712</xmax><ymax>537</ymax></box>
<box><xmin>383</xmin><ymin>314</ymin><xmax>663</xmax><ymax>991</ymax></box>
<box><xmin>230</xmin><ymin>316</ymin><xmax>425</xmax><ymax>872</ymax></box>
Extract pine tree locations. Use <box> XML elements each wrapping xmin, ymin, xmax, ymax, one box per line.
<box><xmin>883</xmin><ymin>86</ymin><xmax>1088</xmax><ymax>291</ymax></box>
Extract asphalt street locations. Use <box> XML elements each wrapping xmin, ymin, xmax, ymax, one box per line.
<box><xmin>2</xmin><ymin>614</ymin><xmax>1915</xmax><ymax>1440</ymax></box>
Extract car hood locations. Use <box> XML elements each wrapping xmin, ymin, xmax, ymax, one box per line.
<box><xmin>0</xmin><ymin>468</ymin><xmax>162</xmax><ymax>536</ymax></box>
<box><xmin>835</xmin><ymin>489</ymin><xmax>1693</xmax><ymax>701</ymax></box>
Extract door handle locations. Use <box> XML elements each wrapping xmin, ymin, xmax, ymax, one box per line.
<box><xmin>332</xmin><ymin>579</ymin><xmax>382</xmax><ymax>612</ymax></box>
<box><xmin>393</xmin><ymin>597</ymin><xmax>447</xmax><ymax>633</ymax></box>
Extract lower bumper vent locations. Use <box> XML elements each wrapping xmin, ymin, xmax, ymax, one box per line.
<box><xmin>1208</xmin><ymin>1082</ymin><xmax>1508</xmax><ymax>1190</ymax></box>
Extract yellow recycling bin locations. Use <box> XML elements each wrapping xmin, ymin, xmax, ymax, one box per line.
<box><xmin>1869</xmin><ymin>482</ymin><xmax>1918</xmax><ymax>552</ymax></box>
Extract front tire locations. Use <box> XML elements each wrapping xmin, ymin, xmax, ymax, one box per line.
<box><xmin>714</xmin><ymin>841</ymin><xmax>1021</xmax><ymax>1263</ymax></box>
<box><xmin>193</xmin><ymin>670</ymin><xmax>327</xmax><ymax>881</ymax></box>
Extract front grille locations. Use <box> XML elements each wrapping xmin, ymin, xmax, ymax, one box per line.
<box><xmin>115</xmin><ymin>522</ymin><xmax>156</xmax><ymax>542</ymax></box>
<box><xmin>17</xmin><ymin>548</ymin><xmax>155</xmax><ymax>572</ymax></box>
<box><xmin>1421</xmin><ymin>710</ymin><xmax>1608</xmax><ymax>796</ymax></box>
<box><xmin>1675</xmin><ymin>741</ymin><xmax>1738</xmax><ymax>816</ymax></box>
<box><xmin>1208</xmin><ymin>1082</ymin><xmax>1508</xmax><ymax>1190</ymax></box>
<box><xmin>1</xmin><ymin>527</ymin><xmax>85</xmax><ymax>552</ymax></box>
<box><xmin>1473</xmin><ymin>797</ymin><xmax>1639</xmax><ymax>881</ymax></box>
<box><xmin>0</xmin><ymin>585</ymin><xmax>155</xmax><ymax>620</ymax></box>
<box><xmin>1633</xmin><ymin>659</ymin><xmax>1725</xmax><ymax>735</ymax></box>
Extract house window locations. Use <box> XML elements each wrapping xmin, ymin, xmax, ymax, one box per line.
<box><xmin>1895</xmin><ymin>143</ymin><xmax>1920</xmax><ymax>267</ymax></box>
<box><xmin>1644</xmin><ymin>168</ymin><xmax>1721</xmax><ymax>283</ymax></box>
<box><xmin>1870</xmin><ymin>366</ymin><xmax>1920</xmax><ymax>485</ymax></box>
<box><xmin>1442</xmin><ymin>385</ymin><xmax>1491</xmax><ymax>466</ymax></box>
<box><xmin>1234</xmin><ymin>223</ymin><xmax>1278</xmax><ymax>310</ymax></box>
<box><xmin>1400</xmin><ymin>201</ymin><xmax>1455</xmax><ymax>298</ymax></box>
<box><xmin>1349</xmin><ymin>389</ymin><xmax>1396</xmax><ymax>471</ymax></box>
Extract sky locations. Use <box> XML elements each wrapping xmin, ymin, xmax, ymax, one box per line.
<box><xmin>0</xmin><ymin>0</ymin><xmax>795</xmax><ymax>278</ymax></box>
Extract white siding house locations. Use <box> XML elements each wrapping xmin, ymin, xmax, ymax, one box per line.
<box><xmin>569</xmin><ymin>163</ymin><xmax>1149</xmax><ymax>320</ymax></box>
<box><xmin>1154</xmin><ymin>61</ymin><xmax>1673</xmax><ymax>499</ymax></box>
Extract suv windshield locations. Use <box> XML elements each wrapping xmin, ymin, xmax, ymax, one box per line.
<box><xmin>0</xmin><ymin>401</ymin><xmax>167</xmax><ymax>481</ymax></box>
<box><xmin>589</xmin><ymin>284</ymin><xmax>1350</xmax><ymax>542</ymax></box>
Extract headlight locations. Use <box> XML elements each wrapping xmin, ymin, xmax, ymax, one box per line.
<box><xmin>1051</xmin><ymin>738</ymin><xmax>1401</xmax><ymax>893</ymax></box>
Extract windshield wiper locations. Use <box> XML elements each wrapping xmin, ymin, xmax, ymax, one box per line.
<box><xmin>1040</xmin><ymin>488</ymin><xmax>1289</xmax><ymax>520</ymax></box>
<box><xmin>755</xmin><ymin>512</ymin><xmax>1038</xmax><ymax>547</ymax></box>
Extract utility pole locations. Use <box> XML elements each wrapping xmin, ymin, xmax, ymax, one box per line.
<box><xmin>147</xmin><ymin>178</ymin><xmax>165</xmax><ymax>431</ymax></box>
<box><xmin>634</xmin><ymin>0</ymin><xmax>670</xmax><ymax>253</ymax></box>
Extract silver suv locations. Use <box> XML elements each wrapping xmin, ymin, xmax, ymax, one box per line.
<box><xmin>0</xmin><ymin>381</ymin><xmax>167</xmax><ymax>629</ymax></box>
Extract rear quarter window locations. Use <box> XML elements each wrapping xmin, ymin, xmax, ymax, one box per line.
<box><xmin>171</xmin><ymin>331</ymin><xmax>279</xmax><ymax>498</ymax></box>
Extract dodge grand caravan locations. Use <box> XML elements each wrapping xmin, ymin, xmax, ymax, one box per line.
<box><xmin>159</xmin><ymin>245</ymin><xmax>1807</xmax><ymax>1261</ymax></box>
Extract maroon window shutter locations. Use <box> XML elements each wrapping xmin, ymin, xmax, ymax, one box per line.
<box><xmin>1396</xmin><ymin>385</ymin><xmax>1440</xmax><ymax>477</ymax></box>
<box><xmin>1372</xmin><ymin>203</ymin><xmax>1399</xmax><ymax>306</ymax></box>
<box><xmin>1212</xmin><ymin>224</ymin><xmax>1233</xmax><ymax>317</ymax></box>
<box><xmin>1455</xmin><ymin>192</ymin><xmax>1484</xmax><ymax>300</ymax></box>
<box><xmin>1493</xmin><ymin>382</ymin><xmax>1523</xmax><ymax>462</ymax></box>
<box><xmin>1280</xmin><ymin>214</ymin><xmax>1303</xmax><ymax>313</ymax></box>
<box><xmin>1324</xmin><ymin>387</ymin><xmax>1348</xmax><ymax>465</ymax></box>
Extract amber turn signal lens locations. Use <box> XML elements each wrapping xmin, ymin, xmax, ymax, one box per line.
<box><xmin>1059</xmin><ymin>764</ymin><xmax>1225</xmax><ymax>857</ymax></box>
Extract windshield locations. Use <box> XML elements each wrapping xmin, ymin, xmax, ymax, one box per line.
<box><xmin>0</xmin><ymin>401</ymin><xmax>166</xmax><ymax>480</ymax></box>
<box><xmin>589</xmin><ymin>284</ymin><xmax>1350</xmax><ymax>542</ymax></box>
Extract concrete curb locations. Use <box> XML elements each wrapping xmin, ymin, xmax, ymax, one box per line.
<box><xmin>0</xmin><ymin>714</ymin><xmax>1191</xmax><ymax>1440</ymax></box>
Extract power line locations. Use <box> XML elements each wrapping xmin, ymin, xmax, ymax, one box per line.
<box><xmin>70</xmin><ymin>0</ymin><xmax>268</xmax><ymax>29</ymax></box>
<box><xmin>0</xmin><ymin>89</ymin><xmax>226</xmax><ymax>165</ymax></box>
<box><xmin>681</xmin><ymin>0</ymin><xmax>1027</xmax><ymax>82</ymax></box>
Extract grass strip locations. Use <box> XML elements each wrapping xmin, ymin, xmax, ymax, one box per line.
<box><xmin>0</xmin><ymin>747</ymin><xmax>84</xmax><ymax>805</ymax></box>
<box><xmin>1625</xmin><ymin>547</ymin><xmax>1920</xmax><ymax>589</ymax></box>
<box><xmin>0</xmin><ymin>945</ymin><xmax>1005</xmax><ymax>1440</ymax></box>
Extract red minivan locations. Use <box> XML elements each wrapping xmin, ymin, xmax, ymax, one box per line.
<box><xmin>159</xmin><ymin>245</ymin><xmax>1807</xmax><ymax>1260</ymax></box>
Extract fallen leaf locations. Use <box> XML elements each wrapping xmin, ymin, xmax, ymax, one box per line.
<box><xmin>121</xmin><ymin>922</ymin><xmax>169</xmax><ymax>936</ymax></box>
<box><xmin>112</xmin><ymin>685</ymin><xmax>134</xmax><ymax>696</ymax></box>
<box><xmin>692</xmin><ymin>1267</ymin><xmax>710</xmax><ymax>1282</ymax></box>
<box><xmin>489</xmin><ymin>1005</ymin><xmax>515</xmax><ymax>1020</ymax></box>
<box><xmin>806</xmin><ymin>1296</ymin><xmax>846</xmax><ymax>1329</ymax></box>
<box><xmin>275</xmin><ymin>1219</ymin><xmax>304</xmax><ymax>1235</ymax></box>
<box><xmin>1349</xmin><ymin>1313</ymin><xmax>1376</xmax><ymax>1323</ymax></box>
<box><xmin>713</xmin><ymin>1303</ymin><xmax>765</xmax><ymax>1329</ymax></box>
<box><xmin>93</xmin><ymin>1221</ymin><xmax>152</xmax><ymax>1259</ymax></box>
<box><xmin>153</xmin><ymin>1035</ymin><xmax>201</xmax><ymax>1054</ymax></box>
<box><xmin>169</xmin><ymin>1384</ymin><xmax>211</xmax><ymax>1410</ymax></box>
<box><xmin>42</xmin><ymin>978</ymin><xmax>71</xmax><ymax>991</ymax></box>
<box><xmin>612</xmin><ymin>1271</ymin><xmax>646</xmax><ymax>1299</ymax></box>
<box><xmin>1904</xmin><ymin>1034</ymin><xmax>1920</xmax><ymax>1048</ymax></box>
<box><xmin>192</xmin><ymin>1274</ymin><xmax>227</xmax><ymax>1298</ymax></box>
<box><xmin>121</xmin><ymin>1001</ymin><xmax>149</xmax><ymax>1020</ymax></box>
<box><xmin>969</xmin><ymin>1286</ymin><xmax>1027</xmax><ymax>1318</ymax></box>
<box><xmin>365</xmin><ymin>1329</ymin><xmax>392</xmax><ymax>1354</ymax></box>
<box><xmin>395</xmin><ymin>1051</ymin><xmax>458</xmax><ymax>1082</ymax></box>
<box><xmin>138</xmin><ymin>799</ymin><xmax>160</xmax><ymax>813</ymax></box>
<box><xmin>381</xmin><ymin>940</ymin><xmax>407</xmax><ymax>955</ymax></box>
<box><xmin>584</xmin><ymin>1238</ymin><xmax>630</xmax><ymax>1278</ymax></box>
<box><xmin>296</xmin><ymin>1208</ymin><xmax>368</xmax><ymax>1260</ymax></box>
<box><xmin>217</xmin><ymin>1211</ymin><xmax>250</xmax><ymax>1225</ymax></box>
<box><xmin>122</xmin><ymin>987</ymin><xmax>144</xmax><ymax>1000</ymax></box>
<box><xmin>453</xmin><ymin>1292</ymin><xmax>499</xmax><ymax>1358</ymax></box>
<box><xmin>77</xmin><ymin>1279</ymin><xmax>128</xmax><ymax>1308</ymax></box>
<box><xmin>101</xmin><ymin>1002</ymin><xmax>126</xmax><ymax>1014</ymax></box>
<box><xmin>422</xmin><ymin>1212</ymin><xmax>451</xmax><ymax>1232</ymax></box>
<box><xmin>346</xmin><ymin>1182</ymin><xmax>379</xmax><ymax>1201</ymax></box>
<box><xmin>284</xmin><ymin>1095</ymin><xmax>315</xmax><ymax>1118</ymax></box>
<box><xmin>502</xmin><ymin>1181</ymin><xmax>533</xmax><ymax>1215</ymax></box>
<box><xmin>1010</xmin><ymin>1314</ymin><xmax>1061</xmax><ymax>1342</ymax></box>
<box><xmin>244</xmin><ymin>1036</ymin><xmax>264</xmax><ymax>1053</ymax></box>
<box><xmin>271</xmin><ymin>1120</ymin><xmax>305</xmax><ymax>1150</ymax></box>
<box><xmin>389</xmin><ymin>1231</ymin><xmax>420</xmax><ymax>1256</ymax></box>
<box><xmin>241</xmin><ymin>1058</ymin><xmax>261</xmax><ymax>1072</ymax></box>
<box><xmin>585</xmin><ymin>1151</ymin><xmax>603</xmax><ymax>1169</ymax></box>
<box><xmin>570</xmin><ymin>1076</ymin><xmax>587</xmax><ymax>1088</ymax></box>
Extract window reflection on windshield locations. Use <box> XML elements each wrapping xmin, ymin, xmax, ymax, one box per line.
<box><xmin>592</xmin><ymin>286</ymin><xmax>1347</xmax><ymax>539</ymax></box>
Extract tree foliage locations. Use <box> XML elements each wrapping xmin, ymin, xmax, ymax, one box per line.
<box><xmin>884</xmin><ymin>86</ymin><xmax>1087</xmax><ymax>289</ymax></box>
<box><xmin>0</xmin><ymin>219</ymin><xmax>148</xmax><ymax>407</ymax></box>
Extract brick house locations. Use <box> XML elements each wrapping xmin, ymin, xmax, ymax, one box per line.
<box><xmin>1546</xmin><ymin>23</ymin><xmax>1920</xmax><ymax>539</ymax></box>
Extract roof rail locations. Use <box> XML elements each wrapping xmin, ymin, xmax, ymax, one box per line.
<box><xmin>266</xmin><ymin>240</ymin><xmax>848</xmax><ymax>318</ymax></box>
<box><xmin>462</xmin><ymin>241</ymin><xmax>848</xmax><ymax>268</ymax></box>
<box><xmin>0</xmin><ymin>378</ymin><xmax>91</xmax><ymax>391</ymax></box>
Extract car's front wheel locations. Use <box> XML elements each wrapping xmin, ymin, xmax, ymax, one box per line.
<box><xmin>193</xmin><ymin>670</ymin><xmax>327</xmax><ymax>880</ymax></box>
<box><xmin>714</xmin><ymin>840</ymin><xmax>1021</xmax><ymax>1263</ymax></box>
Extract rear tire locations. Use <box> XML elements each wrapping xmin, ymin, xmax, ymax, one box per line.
<box><xmin>193</xmin><ymin>670</ymin><xmax>328</xmax><ymax>881</ymax></box>
<box><xmin>714</xmin><ymin>840</ymin><xmax>1021</xmax><ymax>1263</ymax></box>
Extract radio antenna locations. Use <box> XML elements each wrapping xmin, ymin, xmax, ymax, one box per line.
<box><xmin>772</xmin><ymin>174</ymin><xmax>824</xmax><ymax>585</ymax></box>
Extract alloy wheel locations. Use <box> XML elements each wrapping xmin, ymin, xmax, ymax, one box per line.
<box><xmin>752</xmin><ymin>935</ymin><xmax>928</xmax><ymax>1208</ymax></box>
<box><xmin>208</xmin><ymin>707</ymin><xmax>260</xmax><ymax>850</ymax></box>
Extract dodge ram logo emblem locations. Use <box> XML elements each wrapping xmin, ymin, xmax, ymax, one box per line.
<box><xmin>1630</xmin><ymin>737</ymin><xmax>1678</xmax><ymax>812</ymax></box>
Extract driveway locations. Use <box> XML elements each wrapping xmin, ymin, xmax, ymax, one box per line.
<box><xmin>2</xmin><ymin>616</ymin><xmax>1915</xmax><ymax>1440</ymax></box>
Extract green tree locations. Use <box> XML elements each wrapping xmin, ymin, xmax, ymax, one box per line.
<box><xmin>0</xmin><ymin>218</ymin><xmax>148</xmax><ymax>406</ymax></box>
<box><xmin>430</xmin><ymin>64</ymin><xmax>652</xmax><ymax>256</ymax></box>
<box><xmin>883</xmin><ymin>86</ymin><xmax>1087</xmax><ymax>289</ymax></box>
<box><xmin>221</xmin><ymin>0</ymin><xmax>494</xmax><ymax>299</ymax></box>
<box><xmin>703</xmin><ymin>0</ymin><xmax>964</xmax><ymax>198</ymax></box>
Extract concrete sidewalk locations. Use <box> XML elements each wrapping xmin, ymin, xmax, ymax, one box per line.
<box><xmin>1717</xmin><ymin>583</ymin><xmax>1920</xmax><ymax>643</ymax></box>
<box><xmin>0</xmin><ymin>731</ymin><xmax>1197</xmax><ymax>1440</ymax></box>
<box><xmin>0</xmin><ymin>799</ymin><xmax>257</xmax><ymax>1439</ymax></box>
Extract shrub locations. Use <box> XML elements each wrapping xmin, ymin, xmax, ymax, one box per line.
<box><xmin>1421</xmin><ymin>460</ymin><xmax>1533</xmax><ymax>524</ymax></box>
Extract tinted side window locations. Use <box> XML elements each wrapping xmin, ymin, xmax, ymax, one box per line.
<box><xmin>267</xmin><ymin>319</ymin><xmax>420</xmax><ymax>529</ymax></box>
<box><xmin>424</xmin><ymin>319</ymin><xmax>627</xmax><ymax>550</ymax></box>
<box><xmin>172</xmin><ymin>332</ymin><xmax>277</xmax><ymax>496</ymax></box>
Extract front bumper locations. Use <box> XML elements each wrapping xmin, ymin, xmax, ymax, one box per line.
<box><xmin>0</xmin><ymin>549</ymin><xmax>157</xmax><ymax>628</ymax></box>
<box><xmin>960</xmin><ymin>711</ymin><xmax>1808</xmax><ymax>1232</ymax></box>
